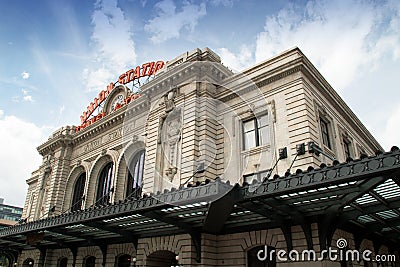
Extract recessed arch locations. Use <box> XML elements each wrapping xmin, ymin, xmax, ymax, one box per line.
<box><xmin>95</xmin><ymin>161</ymin><xmax>114</xmax><ymax>206</ymax></box>
<box><xmin>115</xmin><ymin>141</ymin><xmax>145</xmax><ymax>201</ymax></box>
<box><xmin>57</xmin><ymin>257</ymin><xmax>68</xmax><ymax>267</ymax></box>
<box><xmin>115</xmin><ymin>254</ymin><xmax>131</xmax><ymax>267</ymax></box>
<box><xmin>146</xmin><ymin>250</ymin><xmax>178</xmax><ymax>267</ymax></box>
<box><xmin>86</xmin><ymin>155</ymin><xmax>114</xmax><ymax>207</ymax></box>
<box><xmin>71</xmin><ymin>172</ymin><xmax>86</xmax><ymax>211</ymax></box>
<box><xmin>125</xmin><ymin>149</ymin><xmax>145</xmax><ymax>199</ymax></box>
<box><xmin>63</xmin><ymin>165</ymin><xmax>87</xmax><ymax>212</ymax></box>
<box><xmin>83</xmin><ymin>255</ymin><xmax>96</xmax><ymax>267</ymax></box>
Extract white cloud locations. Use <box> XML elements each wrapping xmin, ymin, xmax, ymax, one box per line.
<box><xmin>21</xmin><ymin>90</ymin><xmax>33</xmax><ymax>102</ymax></box>
<box><xmin>0</xmin><ymin>109</ymin><xmax>3</xmax><ymax>117</ymax></box>
<box><xmin>255</xmin><ymin>0</ymin><xmax>400</xmax><ymax>91</ymax></box>
<box><xmin>144</xmin><ymin>0</ymin><xmax>206</xmax><ymax>44</ymax></box>
<box><xmin>21</xmin><ymin>71</ymin><xmax>30</xmax><ymax>80</ymax></box>
<box><xmin>209</xmin><ymin>0</ymin><xmax>236</xmax><ymax>7</ymax></box>
<box><xmin>381</xmin><ymin>104</ymin><xmax>400</xmax><ymax>150</ymax></box>
<box><xmin>84</xmin><ymin>0</ymin><xmax>137</xmax><ymax>91</ymax></box>
<box><xmin>0</xmin><ymin>115</ymin><xmax>52</xmax><ymax>206</ymax></box>
<box><xmin>59</xmin><ymin>105</ymin><xmax>65</xmax><ymax>115</ymax></box>
<box><xmin>218</xmin><ymin>45</ymin><xmax>254</xmax><ymax>71</ymax></box>
<box><xmin>23</xmin><ymin>95</ymin><xmax>33</xmax><ymax>102</ymax></box>
<box><xmin>13</xmin><ymin>89</ymin><xmax>34</xmax><ymax>102</ymax></box>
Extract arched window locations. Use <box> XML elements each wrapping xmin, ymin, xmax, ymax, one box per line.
<box><xmin>126</xmin><ymin>150</ymin><xmax>145</xmax><ymax>199</ymax></box>
<box><xmin>247</xmin><ymin>246</ymin><xmax>276</xmax><ymax>267</ymax></box>
<box><xmin>84</xmin><ymin>256</ymin><xmax>96</xmax><ymax>267</ymax></box>
<box><xmin>96</xmin><ymin>162</ymin><xmax>113</xmax><ymax>206</ymax></box>
<box><xmin>116</xmin><ymin>254</ymin><xmax>131</xmax><ymax>267</ymax></box>
<box><xmin>71</xmin><ymin>173</ymin><xmax>86</xmax><ymax>211</ymax></box>
<box><xmin>58</xmin><ymin>257</ymin><xmax>68</xmax><ymax>267</ymax></box>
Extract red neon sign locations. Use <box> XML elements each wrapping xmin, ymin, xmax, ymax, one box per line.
<box><xmin>118</xmin><ymin>61</ymin><xmax>164</xmax><ymax>84</ymax></box>
<box><xmin>76</xmin><ymin>61</ymin><xmax>164</xmax><ymax>132</ymax></box>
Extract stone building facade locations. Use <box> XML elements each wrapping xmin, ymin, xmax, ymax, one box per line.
<box><xmin>1</xmin><ymin>47</ymin><xmax>399</xmax><ymax>267</ymax></box>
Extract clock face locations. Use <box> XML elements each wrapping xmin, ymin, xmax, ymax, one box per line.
<box><xmin>111</xmin><ymin>94</ymin><xmax>124</xmax><ymax>111</ymax></box>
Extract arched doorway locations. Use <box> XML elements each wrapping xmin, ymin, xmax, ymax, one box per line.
<box><xmin>146</xmin><ymin>251</ymin><xmax>178</xmax><ymax>267</ymax></box>
<box><xmin>84</xmin><ymin>256</ymin><xmax>96</xmax><ymax>267</ymax></box>
<box><xmin>22</xmin><ymin>258</ymin><xmax>34</xmax><ymax>267</ymax></box>
<box><xmin>115</xmin><ymin>254</ymin><xmax>131</xmax><ymax>267</ymax></box>
<box><xmin>58</xmin><ymin>257</ymin><xmax>68</xmax><ymax>267</ymax></box>
<box><xmin>0</xmin><ymin>254</ymin><xmax>10</xmax><ymax>267</ymax></box>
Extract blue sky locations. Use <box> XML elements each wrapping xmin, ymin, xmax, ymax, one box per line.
<box><xmin>0</xmin><ymin>0</ymin><xmax>399</xmax><ymax>206</ymax></box>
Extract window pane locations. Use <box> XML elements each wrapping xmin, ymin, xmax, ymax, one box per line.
<box><xmin>320</xmin><ymin>118</ymin><xmax>331</xmax><ymax>149</ymax></box>
<box><xmin>343</xmin><ymin>139</ymin><xmax>351</xmax><ymax>158</ymax></box>
<box><xmin>258</xmin><ymin>126</ymin><xmax>270</xmax><ymax>145</ymax></box>
<box><xmin>257</xmin><ymin>114</ymin><xmax>268</xmax><ymax>127</ymax></box>
<box><xmin>243</xmin><ymin>120</ymin><xmax>256</xmax><ymax>132</ymax></box>
<box><xmin>126</xmin><ymin>150</ymin><xmax>145</xmax><ymax>199</ymax></box>
<box><xmin>244</xmin><ymin>174</ymin><xmax>258</xmax><ymax>183</ymax></box>
<box><xmin>71</xmin><ymin>173</ymin><xmax>86</xmax><ymax>211</ymax></box>
<box><xmin>96</xmin><ymin>162</ymin><xmax>113</xmax><ymax>205</ymax></box>
<box><xmin>244</xmin><ymin>131</ymin><xmax>256</xmax><ymax>149</ymax></box>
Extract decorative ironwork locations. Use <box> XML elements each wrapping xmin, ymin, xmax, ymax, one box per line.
<box><xmin>1</xmin><ymin>149</ymin><xmax>400</xmax><ymax>255</ymax></box>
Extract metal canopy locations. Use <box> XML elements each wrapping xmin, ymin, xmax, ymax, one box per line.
<box><xmin>1</xmin><ymin>148</ymin><xmax>400</xmax><ymax>255</ymax></box>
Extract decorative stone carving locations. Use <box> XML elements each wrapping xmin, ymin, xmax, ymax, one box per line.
<box><xmin>155</xmin><ymin>86</ymin><xmax>182</xmax><ymax>186</ymax></box>
<box><xmin>267</xmin><ymin>100</ymin><xmax>276</xmax><ymax>123</ymax></box>
<box><xmin>165</xmin><ymin>167</ymin><xmax>177</xmax><ymax>182</ymax></box>
<box><xmin>162</xmin><ymin>108</ymin><xmax>182</xmax><ymax>182</ymax></box>
<box><xmin>157</xmin><ymin>87</ymin><xmax>178</xmax><ymax>144</ymax></box>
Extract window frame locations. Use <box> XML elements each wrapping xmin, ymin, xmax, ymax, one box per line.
<box><xmin>95</xmin><ymin>162</ymin><xmax>114</xmax><ymax>206</ymax></box>
<box><xmin>126</xmin><ymin>150</ymin><xmax>145</xmax><ymax>199</ymax></box>
<box><xmin>71</xmin><ymin>173</ymin><xmax>86</xmax><ymax>212</ymax></box>
<box><xmin>343</xmin><ymin>138</ymin><xmax>352</xmax><ymax>159</ymax></box>
<box><xmin>242</xmin><ymin>113</ymin><xmax>269</xmax><ymax>150</ymax></box>
<box><xmin>319</xmin><ymin>117</ymin><xmax>332</xmax><ymax>150</ymax></box>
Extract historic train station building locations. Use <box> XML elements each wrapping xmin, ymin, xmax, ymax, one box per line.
<box><xmin>0</xmin><ymin>47</ymin><xmax>399</xmax><ymax>266</ymax></box>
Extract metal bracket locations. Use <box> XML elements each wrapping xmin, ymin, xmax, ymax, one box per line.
<box><xmin>69</xmin><ymin>246</ymin><xmax>77</xmax><ymax>267</ymax></box>
<box><xmin>99</xmin><ymin>244</ymin><xmax>107</xmax><ymax>267</ymax></box>
<box><xmin>190</xmin><ymin>232</ymin><xmax>202</xmax><ymax>263</ymax></box>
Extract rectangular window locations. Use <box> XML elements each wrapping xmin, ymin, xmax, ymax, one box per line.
<box><xmin>243</xmin><ymin>114</ymin><xmax>269</xmax><ymax>150</ymax></box>
<box><xmin>320</xmin><ymin>117</ymin><xmax>332</xmax><ymax>149</ymax></box>
<box><xmin>343</xmin><ymin>139</ymin><xmax>351</xmax><ymax>159</ymax></box>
